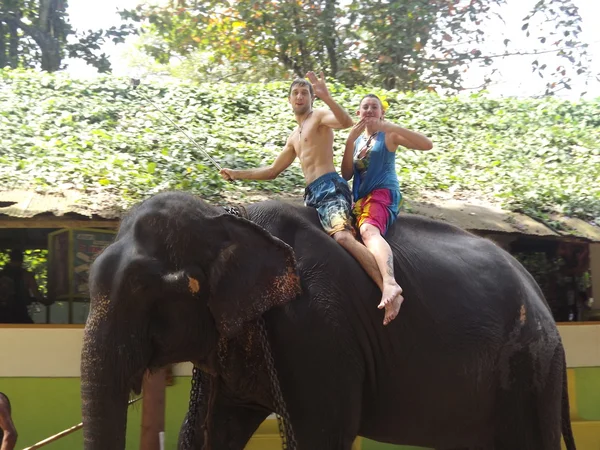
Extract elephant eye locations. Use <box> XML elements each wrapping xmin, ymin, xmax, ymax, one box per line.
<box><xmin>161</xmin><ymin>267</ymin><xmax>205</xmax><ymax>297</ymax></box>
<box><xmin>187</xmin><ymin>275</ymin><xmax>200</xmax><ymax>294</ymax></box>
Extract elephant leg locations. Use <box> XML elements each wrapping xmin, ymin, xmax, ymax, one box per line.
<box><xmin>436</xmin><ymin>447</ymin><xmax>490</xmax><ymax>450</ymax></box>
<box><xmin>271</xmin><ymin>346</ymin><xmax>363</xmax><ymax>449</ymax></box>
<box><xmin>533</xmin><ymin>347</ymin><xmax>564</xmax><ymax>450</ymax></box>
<box><xmin>284</xmin><ymin>383</ymin><xmax>362</xmax><ymax>450</ymax></box>
<box><xmin>492</xmin><ymin>350</ymin><xmax>562</xmax><ymax>450</ymax></box>
<box><xmin>493</xmin><ymin>391</ymin><xmax>542</xmax><ymax>449</ymax></box>
<box><xmin>292</xmin><ymin>425</ymin><xmax>358</xmax><ymax>450</ymax></box>
<box><xmin>177</xmin><ymin>395</ymin><xmax>269</xmax><ymax>450</ymax></box>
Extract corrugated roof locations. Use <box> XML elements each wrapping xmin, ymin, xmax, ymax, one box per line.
<box><xmin>552</xmin><ymin>215</ymin><xmax>600</xmax><ymax>242</ymax></box>
<box><xmin>405</xmin><ymin>194</ymin><xmax>600</xmax><ymax>242</ymax></box>
<box><xmin>407</xmin><ymin>198</ymin><xmax>560</xmax><ymax>237</ymax></box>
<box><xmin>1</xmin><ymin>188</ymin><xmax>598</xmax><ymax>242</ymax></box>
<box><xmin>0</xmin><ymin>189</ymin><xmax>122</xmax><ymax>220</ymax></box>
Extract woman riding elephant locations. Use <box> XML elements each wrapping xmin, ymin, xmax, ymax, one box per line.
<box><xmin>341</xmin><ymin>94</ymin><xmax>433</xmax><ymax>322</ymax></box>
<box><xmin>81</xmin><ymin>191</ymin><xmax>575</xmax><ymax>450</ymax></box>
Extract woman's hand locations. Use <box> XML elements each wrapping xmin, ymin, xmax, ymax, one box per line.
<box><xmin>342</xmin><ymin>118</ymin><xmax>366</xmax><ymax>180</ymax></box>
<box><xmin>348</xmin><ymin>117</ymin><xmax>367</xmax><ymax>141</ymax></box>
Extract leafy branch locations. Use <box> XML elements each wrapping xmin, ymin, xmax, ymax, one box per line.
<box><xmin>421</xmin><ymin>42</ymin><xmax>593</xmax><ymax>62</ymax></box>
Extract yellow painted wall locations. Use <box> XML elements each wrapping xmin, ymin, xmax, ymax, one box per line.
<box><xmin>1</xmin><ymin>323</ymin><xmax>600</xmax><ymax>449</ymax></box>
<box><xmin>0</xmin><ymin>323</ymin><xmax>600</xmax><ymax>378</ymax></box>
<box><xmin>2</xmin><ymin>323</ymin><xmax>600</xmax><ymax>377</ymax></box>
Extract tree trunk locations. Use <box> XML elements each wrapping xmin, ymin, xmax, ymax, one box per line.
<box><xmin>0</xmin><ymin>17</ymin><xmax>62</xmax><ymax>71</ymax></box>
<box><xmin>323</xmin><ymin>0</ymin><xmax>338</xmax><ymax>76</ymax></box>
<box><xmin>12</xmin><ymin>19</ymin><xmax>61</xmax><ymax>71</ymax></box>
<box><xmin>39</xmin><ymin>36</ymin><xmax>61</xmax><ymax>71</ymax></box>
<box><xmin>7</xmin><ymin>20</ymin><xmax>19</xmax><ymax>68</ymax></box>
<box><xmin>39</xmin><ymin>0</ymin><xmax>59</xmax><ymax>35</ymax></box>
<box><xmin>0</xmin><ymin>0</ymin><xmax>65</xmax><ymax>72</ymax></box>
<box><xmin>384</xmin><ymin>77</ymin><xmax>396</xmax><ymax>91</ymax></box>
<box><xmin>38</xmin><ymin>0</ymin><xmax>62</xmax><ymax>71</ymax></box>
<box><xmin>0</xmin><ymin>23</ymin><xmax>6</xmax><ymax>68</ymax></box>
<box><xmin>280</xmin><ymin>51</ymin><xmax>303</xmax><ymax>79</ymax></box>
<box><xmin>290</xmin><ymin>1</ymin><xmax>309</xmax><ymax>77</ymax></box>
<box><xmin>140</xmin><ymin>368</ymin><xmax>167</xmax><ymax>450</ymax></box>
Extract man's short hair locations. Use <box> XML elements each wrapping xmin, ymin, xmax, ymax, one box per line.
<box><xmin>288</xmin><ymin>79</ymin><xmax>314</xmax><ymax>99</ymax></box>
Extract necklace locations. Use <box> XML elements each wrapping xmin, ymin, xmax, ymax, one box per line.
<box><xmin>298</xmin><ymin>110</ymin><xmax>313</xmax><ymax>139</ymax></box>
<box><xmin>357</xmin><ymin>131</ymin><xmax>378</xmax><ymax>159</ymax></box>
<box><xmin>364</xmin><ymin>130</ymin><xmax>378</xmax><ymax>141</ymax></box>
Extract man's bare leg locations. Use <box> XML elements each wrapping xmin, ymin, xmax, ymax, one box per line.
<box><xmin>359</xmin><ymin>223</ymin><xmax>404</xmax><ymax>325</ymax></box>
<box><xmin>333</xmin><ymin>230</ymin><xmax>403</xmax><ymax>325</ymax></box>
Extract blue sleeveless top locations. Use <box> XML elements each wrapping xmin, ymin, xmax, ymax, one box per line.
<box><xmin>352</xmin><ymin>132</ymin><xmax>400</xmax><ymax>202</ymax></box>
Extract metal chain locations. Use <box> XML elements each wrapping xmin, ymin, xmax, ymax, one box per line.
<box><xmin>182</xmin><ymin>205</ymin><xmax>293</xmax><ymax>450</ymax></box>
<box><xmin>258</xmin><ymin>317</ymin><xmax>297</xmax><ymax>450</ymax></box>
<box><xmin>181</xmin><ymin>205</ymin><xmax>240</xmax><ymax>450</ymax></box>
<box><xmin>225</xmin><ymin>204</ymin><xmax>294</xmax><ymax>450</ymax></box>
<box><xmin>182</xmin><ymin>365</ymin><xmax>202</xmax><ymax>450</ymax></box>
<box><xmin>222</xmin><ymin>205</ymin><xmax>248</xmax><ymax>219</ymax></box>
<box><xmin>222</xmin><ymin>205</ymin><xmax>240</xmax><ymax>217</ymax></box>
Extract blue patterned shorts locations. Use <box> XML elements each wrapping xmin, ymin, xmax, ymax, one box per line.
<box><xmin>304</xmin><ymin>172</ymin><xmax>354</xmax><ymax>236</ymax></box>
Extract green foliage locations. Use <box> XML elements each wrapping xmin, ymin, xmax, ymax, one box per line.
<box><xmin>1</xmin><ymin>69</ymin><xmax>598</xmax><ymax>226</ymax></box>
<box><xmin>0</xmin><ymin>0</ymin><xmax>134</xmax><ymax>72</ymax></box>
<box><xmin>120</xmin><ymin>0</ymin><xmax>593</xmax><ymax>94</ymax></box>
<box><xmin>0</xmin><ymin>249</ymin><xmax>48</xmax><ymax>295</ymax></box>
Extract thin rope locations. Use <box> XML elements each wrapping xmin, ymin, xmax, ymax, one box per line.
<box><xmin>130</xmin><ymin>78</ymin><xmax>223</xmax><ymax>171</ymax></box>
<box><xmin>22</xmin><ymin>396</ymin><xmax>143</xmax><ymax>450</ymax></box>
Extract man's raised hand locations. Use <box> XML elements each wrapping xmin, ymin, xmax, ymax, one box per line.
<box><xmin>306</xmin><ymin>71</ymin><xmax>330</xmax><ymax>100</ymax></box>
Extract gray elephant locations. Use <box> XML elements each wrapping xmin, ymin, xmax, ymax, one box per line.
<box><xmin>80</xmin><ymin>191</ymin><xmax>575</xmax><ymax>450</ymax></box>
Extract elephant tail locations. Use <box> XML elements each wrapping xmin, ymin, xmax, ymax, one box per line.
<box><xmin>561</xmin><ymin>347</ymin><xmax>576</xmax><ymax>450</ymax></box>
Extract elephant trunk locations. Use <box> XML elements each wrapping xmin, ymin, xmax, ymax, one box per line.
<box><xmin>81</xmin><ymin>324</ymin><xmax>143</xmax><ymax>450</ymax></box>
<box><xmin>81</xmin><ymin>373</ymin><xmax>129</xmax><ymax>450</ymax></box>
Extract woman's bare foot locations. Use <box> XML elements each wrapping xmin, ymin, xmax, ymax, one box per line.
<box><xmin>378</xmin><ymin>282</ymin><xmax>404</xmax><ymax>325</ymax></box>
<box><xmin>383</xmin><ymin>294</ymin><xmax>403</xmax><ymax>325</ymax></box>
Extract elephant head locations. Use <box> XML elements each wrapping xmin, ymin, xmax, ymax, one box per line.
<box><xmin>80</xmin><ymin>193</ymin><xmax>301</xmax><ymax>450</ymax></box>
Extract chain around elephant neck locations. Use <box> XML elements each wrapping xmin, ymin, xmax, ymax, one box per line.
<box><xmin>221</xmin><ymin>205</ymin><xmax>295</xmax><ymax>448</ymax></box>
<box><xmin>223</xmin><ymin>204</ymin><xmax>247</xmax><ymax>219</ymax></box>
<box><xmin>183</xmin><ymin>365</ymin><xmax>203</xmax><ymax>450</ymax></box>
<box><xmin>258</xmin><ymin>317</ymin><xmax>297</xmax><ymax>450</ymax></box>
<box><xmin>183</xmin><ymin>205</ymin><xmax>294</xmax><ymax>450</ymax></box>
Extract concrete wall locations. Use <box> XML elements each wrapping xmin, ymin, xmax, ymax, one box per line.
<box><xmin>1</xmin><ymin>324</ymin><xmax>599</xmax><ymax>449</ymax></box>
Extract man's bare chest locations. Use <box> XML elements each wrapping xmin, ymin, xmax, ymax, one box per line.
<box><xmin>294</xmin><ymin>124</ymin><xmax>332</xmax><ymax>152</ymax></box>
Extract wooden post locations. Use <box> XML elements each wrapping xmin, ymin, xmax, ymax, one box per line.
<box><xmin>140</xmin><ymin>367</ymin><xmax>167</xmax><ymax>450</ymax></box>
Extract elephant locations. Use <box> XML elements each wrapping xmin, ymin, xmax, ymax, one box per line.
<box><xmin>80</xmin><ymin>190</ymin><xmax>576</xmax><ymax>450</ymax></box>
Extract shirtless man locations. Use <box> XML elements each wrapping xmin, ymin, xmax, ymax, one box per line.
<box><xmin>219</xmin><ymin>71</ymin><xmax>403</xmax><ymax>325</ymax></box>
<box><xmin>0</xmin><ymin>392</ymin><xmax>17</xmax><ymax>450</ymax></box>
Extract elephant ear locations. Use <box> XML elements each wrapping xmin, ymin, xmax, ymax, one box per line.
<box><xmin>208</xmin><ymin>214</ymin><xmax>301</xmax><ymax>338</ymax></box>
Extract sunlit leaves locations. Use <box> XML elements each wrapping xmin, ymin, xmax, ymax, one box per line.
<box><xmin>122</xmin><ymin>0</ymin><xmax>592</xmax><ymax>95</ymax></box>
<box><xmin>0</xmin><ymin>249</ymin><xmax>48</xmax><ymax>295</ymax></box>
<box><xmin>1</xmin><ymin>68</ymin><xmax>598</xmax><ymax>227</ymax></box>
